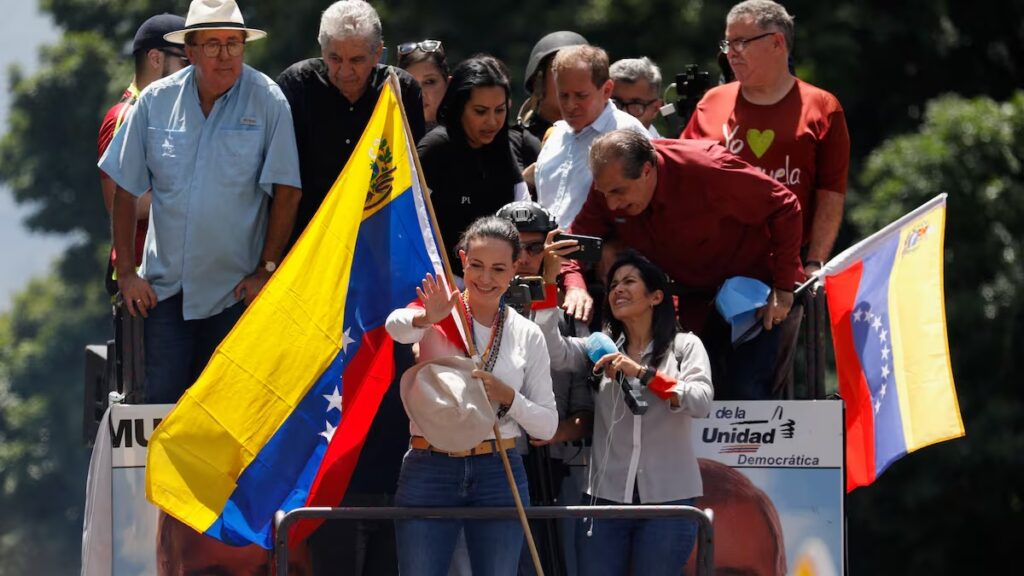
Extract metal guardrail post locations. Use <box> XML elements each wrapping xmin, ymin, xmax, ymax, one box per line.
<box><xmin>274</xmin><ymin>505</ymin><xmax>714</xmax><ymax>576</ymax></box>
<box><xmin>812</xmin><ymin>286</ymin><xmax>828</xmax><ymax>399</ymax></box>
<box><xmin>800</xmin><ymin>284</ymin><xmax>829</xmax><ymax>400</ymax></box>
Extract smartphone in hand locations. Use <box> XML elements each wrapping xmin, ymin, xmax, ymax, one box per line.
<box><xmin>553</xmin><ymin>233</ymin><xmax>603</xmax><ymax>263</ymax></box>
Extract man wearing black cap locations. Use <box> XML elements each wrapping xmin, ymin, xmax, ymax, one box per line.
<box><xmin>97</xmin><ymin>13</ymin><xmax>189</xmax><ymax>295</ymax></box>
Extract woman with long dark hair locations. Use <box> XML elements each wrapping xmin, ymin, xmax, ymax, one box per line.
<box><xmin>386</xmin><ymin>216</ymin><xmax>557</xmax><ymax>576</ymax></box>
<box><xmin>537</xmin><ymin>250</ymin><xmax>714</xmax><ymax>576</ymax></box>
<box><xmin>417</xmin><ymin>55</ymin><xmax>529</xmax><ymax>261</ymax></box>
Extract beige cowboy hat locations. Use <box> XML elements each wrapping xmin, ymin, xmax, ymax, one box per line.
<box><xmin>399</xmin><ymin>356</ymin><xmax>496</xmax><ymax>453</ymax></box>
<box><xmin>164</xmin><ymin>0</ymin><xmax>267</xmax><ymax>45</ymax></box>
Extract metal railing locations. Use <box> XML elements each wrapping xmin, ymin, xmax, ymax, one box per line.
<box><xmin>274</xmin><ymin>505</ymin><xmax>714</xmax><ymax>576</ymax></box>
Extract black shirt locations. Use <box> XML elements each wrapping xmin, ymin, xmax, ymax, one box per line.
<box><xmin>509</xmin><ymin>125</ymin><xmax>542</xmax><ymax>173</ymax></box>
<box><xmin>418</xmin><ymin>124</ymin><xmax>525</xmax><ymax>262</ymax></box>
<box><xmin>277</xmin><ymin>60</ymin><xmax>426</xmax><ymax>246</ymax></box>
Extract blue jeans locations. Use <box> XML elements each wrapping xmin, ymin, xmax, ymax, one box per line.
<box><xmin>395</xmin><ymin>448</ymin><xmax>529</xmax><ymax>576</ymax></box>
<box><xmin>143</xmin><ymin>293</ymin><xmax>245</xmax><ymax>404</ymax></box>
<box><xmin>576</xmin><ymin>495</ymin><xmax>698</xmax><ymax>576</ymax></box>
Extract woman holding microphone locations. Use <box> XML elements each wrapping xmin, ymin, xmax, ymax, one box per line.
<box><xmin>536</xmin><ymin>248</ymin><xmax>714</xmax><ymax>576</ymax></box>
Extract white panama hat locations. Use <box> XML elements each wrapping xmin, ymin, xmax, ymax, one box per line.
<box><xmin>399</xmin><ymin>356</ymin><xmax>497</xmax><ymax>453</ymax></box>
<box><xmin>164</xmin><ymin>0</ymin><xmax>267</xmax><ymax>45</ymax></box>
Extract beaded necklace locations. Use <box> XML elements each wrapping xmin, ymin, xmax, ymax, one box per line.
<box><xmin>462</xmin><ymin>292</ymin><xmax>506</xmax><ymax>373</ymax></box>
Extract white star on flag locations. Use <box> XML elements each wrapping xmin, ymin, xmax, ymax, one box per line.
<box><xmin>342</xmin><ymin>327</ymin><xmax>356</xmax><ymax>353</ymax></box>
<box><xmin>853</xmin><ymin>309</ymin><xmax>864</xmax><ymax>322</ymax></box>
<box><xmin>320</xmin><ymin>420</ymin><xmax>336</xmax><ymax>442</ymax></box>
<box><xmin>871</xmin><ymin>316</ymin><xmax>883</xmax><ymax>331</ymax></box>
<box><xmin>323</xmin><ymin>386</ymin><xmax>343</xmax><ymax>413</ymax></box>
<box><xmin>881</xmin><ymin>345</ymin><xmax>891</xmax><ymax>360</ymax></box>
<box><xmin>879</xmin><ymin>328</ymin><xmax>888</xmax><ymax>343</ymax></box>
<box><xmin>881</xmin><ymin>364</ymin><xmax>890</xmax><ymax>380</ymax></box>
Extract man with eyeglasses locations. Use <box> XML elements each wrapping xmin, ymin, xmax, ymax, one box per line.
<box><xmin>610</xmin><ymin>57</ymin><xmax>665</xmax><ymax>138</ymax></box>
<box><xmin>683</xmin><ymin>0</ymin><xmax>849</xmax><ymax>397</ymax></box>
<box><xmin>276</xmin><ymin>0</ymin><xmax>425</xmax><ymax>248</ymax></box>
<box><xmin>97</xmin><ymin>13</ymin><xmax>188</xmax><ymax>296</ymax></box>
<box><xmin>98</xmin><ymin>0</ymin><xmax>302</xmax><ymax>405</ymax></box>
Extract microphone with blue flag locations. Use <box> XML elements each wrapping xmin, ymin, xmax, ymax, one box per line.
<box><xmin>585</xmin><ymin>332</ymin><xmax>647</xmax><ymax>415</ymax></box>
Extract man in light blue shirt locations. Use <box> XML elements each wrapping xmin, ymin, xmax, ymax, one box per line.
<box><xmin>99</xmin><ymin>0</ymin><xmax>302</xmax><ymax>404</ymax></box>
<box><xmin>535</xmin><ymin>45</ymin><xmax>648</xmax><ymax>228</ymax></box>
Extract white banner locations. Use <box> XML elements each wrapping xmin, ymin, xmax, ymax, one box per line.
<box><xmin>694</xmin><ymin>400</ymin><xmax>843</xmax><ymax>468</ymax></box>
<box><xmin>690</xmin><ymin>400</ymin><xmax>845</xmax><ymax>576</ymax></box>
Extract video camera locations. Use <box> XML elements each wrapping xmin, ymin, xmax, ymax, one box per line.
<box><xmin>504</xmin><ymin>275</ymin><xmax>546</xmax><ymax>312</ymax></box>
<box><xmin>658</xmin><ymin>63</ymin><xmax>716</xmax><ymax>135</ymax></box>
<box><xmin>674</xmin><ymin>65</ymin><xmax>713</xmax><ymax>125</ymax></box>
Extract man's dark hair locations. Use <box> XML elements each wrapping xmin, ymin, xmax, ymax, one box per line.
<box><xmin>589</xmin><ymin>129</ymin><xmax>656</xmax><ymax>179</ymax></box>
<box><xmin>457</xmin><ymin>215</ymin><xmax>522</xmax><ymax>262</ymax></box>
<box><xmin>603</xmin><ymin>250</ymin><xmax>679</xmax><ymax>368</ymax></box>
<box><xmin>134</xmin><ymin>49</ymin><xmax>152</xmax><ymax>79</ymax></box>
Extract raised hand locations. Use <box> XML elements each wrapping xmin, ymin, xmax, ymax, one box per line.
<box><xmin>414</xmin><ymin>273</ymin><xmax>459</xmax><ymax>325</ymax></box>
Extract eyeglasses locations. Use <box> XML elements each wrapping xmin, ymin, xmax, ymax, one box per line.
<box><xmin>159</xmin><ymin>49</ymin><xmax>190</xmax><ymax>64</ymax></box>
<box><xmin>520</xmin><ymin>241</ymin><xmax>545</xmax><ymax>256</ymax></box>
<box><xmin>397</xmin><ymin>40</ymin><xmax>443</xmax><ymax>56</ymax></box>
<box><xmin>612</xmin><ymin>97</ymin><xmax>658</xmax><ymax>117</ymax></box>
<box><xmin>718</xmin><ymin>31</ymin><xmax>776</xmax><ymax>54</ymax></box>
<box><xmin>191</xmin><ymin>40</ymin><xmax>245</xmax><ymax>58</ymax></box>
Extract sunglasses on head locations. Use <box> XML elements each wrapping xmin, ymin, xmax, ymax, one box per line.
<box><xmin>397</xmin><ymin>39</ymin><xmax>443</xmax><ymax>56</ymax></box>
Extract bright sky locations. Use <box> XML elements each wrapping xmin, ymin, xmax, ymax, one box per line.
<box><xmin>0</xmin><ymin>3</ymin><xmax>66</xmax><ymax>311</ymax></box>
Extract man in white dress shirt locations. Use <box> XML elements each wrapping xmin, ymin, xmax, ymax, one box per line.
<box><xmin>534</xmin><ymin>45</ymin><xmax>648</xmax><ymax>228</ymax></box>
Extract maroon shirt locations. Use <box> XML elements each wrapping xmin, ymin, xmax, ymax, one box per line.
<box><xmin>562</xmin><ymin>138</ymin><xmax>802</xmax><ymax>334</ymax></box>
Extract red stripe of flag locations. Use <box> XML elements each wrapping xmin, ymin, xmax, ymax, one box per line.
<box><xmin>825</xmin><ymin>262</ymin><xmax>877</xmax><ymax>491</ymax></box>
<box><xmin>289</xmin><ymin>328</ymin><xmax>395</xmax><ymax>546</ymax></box>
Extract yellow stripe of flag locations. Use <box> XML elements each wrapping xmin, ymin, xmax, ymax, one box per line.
<box><xmin>887</xmin><ymin>201</ymin><xmax>965</xmax><ymax>452</ymax></box>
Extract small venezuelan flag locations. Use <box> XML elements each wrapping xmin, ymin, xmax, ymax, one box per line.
<box><xmin>145</xmin><ymin>75</ymin><xmax>445</xmax><ymax>547</ymax></box>
<box><xmin>823</xmin><ymin>193</ymin><xmax>965</xmax><ymax>492</ymax></box>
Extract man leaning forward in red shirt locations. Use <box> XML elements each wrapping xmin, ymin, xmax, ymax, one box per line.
<box><xmin>561</xmin><ymin>129</ymin><xmax>802</xmax><ymax>399</ymax></box>
<box><xmin>684</xmin><ymin>0</ymin><xmax>850</xmax><ymax>394</ymax></box>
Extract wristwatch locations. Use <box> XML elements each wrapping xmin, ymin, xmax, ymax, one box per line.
<box><xmin>261</xmin><ymin>260</ymin><xmax>277</xmax><ymax>273</ymax></box>
<box><xmin>638</xmin><ymin>365</ymin><xmax>656</xmax><ymax>387</ymax></box>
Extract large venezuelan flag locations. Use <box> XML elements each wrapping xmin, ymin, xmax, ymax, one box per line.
<box><xmin>145</xmin><ymin>76</ymin><xmax>444</xmax><ymax>548</ymax></box>
<box><xmin>823</xmin><ymin>193</ymin><xmax>964</xmax><ymax>492</ymax></box>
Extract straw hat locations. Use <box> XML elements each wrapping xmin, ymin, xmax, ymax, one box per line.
<box><xmin>164</xmin><ymin>0</ymin><xmax>267</xmax><ymax>45</ymax></box>
<box><xmin>399</xmin><ymin>356</ymin><xmax>496</xmax><ymax>452</ymax></box>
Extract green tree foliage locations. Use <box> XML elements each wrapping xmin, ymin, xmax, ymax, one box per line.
<box><xmin>0</xmin><ymin>33</ymin><xmax>118</xmax><ymax>243</ymax></box>
<box><xmin>0</xmin><ymin>250</ymin><xmax>110</xmax><ymax>575</ymax></box>
<box><xmin>1</xmin><ymin>0</ymin><xmax>1023</xmax><ymax>572</ymax></box>
<box><xmin>846</xmin><ymin>92</ymin><xmax>1024</xmax><ymax>573</ymax></box>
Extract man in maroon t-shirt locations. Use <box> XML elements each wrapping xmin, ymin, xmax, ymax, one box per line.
<box><xmin>98</xmin><ymin>13</ymin><xmax>188</xmax><ymax>294</ymax></box>
<box><xmin>560</xmin><ymin>129</ymin><xmax>802</xmax><ymax>400</ymax></box>
<box><xmin>683</xmin><ymin>0</ymin><xmax>850</xmax><ymax>394</ymax></box>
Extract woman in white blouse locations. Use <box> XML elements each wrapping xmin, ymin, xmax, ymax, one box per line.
<box><xmin>385</xmin><ymin>216</ymin><xmax>558</xmax><ymax>576</ymax></box>
<box><xmin>537</xmin><ymin>250</ymin><xmax>714</xmax><ymax>576</ymax></box>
